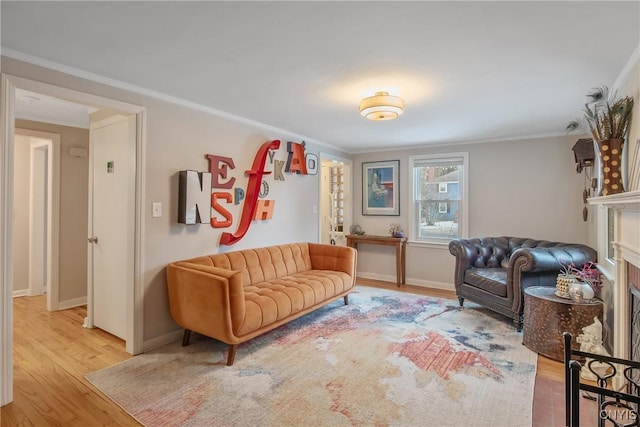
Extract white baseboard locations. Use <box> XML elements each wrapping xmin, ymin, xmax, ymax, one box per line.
<box><xmin>12</xmin><ymin>290</ymin><xmax>29</xmax><ymax>298</ymax></box>
<box><xmin>357</xmin><ymin>272</ymin><xmax>455</xmax><ymax>291</ymax></box>
<box><xmin>143</xmin><ymin>329</ymin><xmax>183</xmax><ymax>353</ymax></box>
<box><xmin>57</xmin><ymin>297</ymin><xmax>87</xmax><ymax>310</ymax></box>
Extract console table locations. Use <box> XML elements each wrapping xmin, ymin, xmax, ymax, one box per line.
<box><xmin>345</xmin><ymin>234</ymin><xmax>407</xmax><ymax>287</ymax></box>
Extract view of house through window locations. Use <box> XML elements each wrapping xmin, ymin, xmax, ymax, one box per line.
<box><xmin>410</xmin><ymin>153</ymin><xmax>467</xmax><ymax>242</ymax></box>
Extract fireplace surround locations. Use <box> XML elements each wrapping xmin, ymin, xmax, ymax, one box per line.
<box><xmin>629</xmin><ymin>280</ymin><xmax>640</xmax><ymax>368</ymax></box>
<box><xmin>589</xmin><ymin>190</ymin><xmax>640</xmax><ymax>386</ymax></box>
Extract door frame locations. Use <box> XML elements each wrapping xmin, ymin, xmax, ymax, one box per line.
<box><xmin>318</xmin><ymin>152</ymin><xmax>352</xmax><ymax>244</ymax></box>
<box><xmin>17</xmin><ymin>130</ymin><xmax>61</xmax><ymax>308</ymax></box>
<box><xmin>0</xmin><ymin>75</ymin><xmax>147</xmax><ymax>405</ymax></box>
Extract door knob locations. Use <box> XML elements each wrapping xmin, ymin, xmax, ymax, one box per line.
<box><xmin>88</xmin><ymin>237</ymin><xmax>98</xmax><ymax>244</ymax></box>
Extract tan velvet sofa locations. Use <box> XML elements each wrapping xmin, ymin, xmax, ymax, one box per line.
<box><xmin>166</xmin><ymin>242</ymin><xmax>357</xmax><ymax>365</ymax></box>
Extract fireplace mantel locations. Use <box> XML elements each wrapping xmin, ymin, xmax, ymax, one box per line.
<box><xmin>588</xmin><ymin>190</ymin><xmax>640</xmax><ymax>379</ymax></box>
<box><xmin>588</xmin><ymin>190</ymin><xmax>640</xmax><ymax>211</ymax></box>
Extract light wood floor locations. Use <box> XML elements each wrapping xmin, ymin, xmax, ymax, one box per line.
<box><xmin>2</xmin><ymin>295</ymin><xmax>138</xmax><ymax>426</ymax></box>
<box><xmin>1</xmin><ymin>279</ymin><xmax>566</xmax><ymax>426</ymax></box>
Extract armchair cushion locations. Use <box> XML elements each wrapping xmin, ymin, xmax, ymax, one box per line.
<box><xmin>465</xmin><ymin>269</ymin><xmax>507</xmax><ymax>297</ymax></box>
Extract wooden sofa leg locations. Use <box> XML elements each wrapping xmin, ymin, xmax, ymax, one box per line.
<box><xmin>344</xmin><ymin>295</ymin><xmax>349</xmax><ymax>305</ymax></box>
<box><xmin>182</xmin><ymin>329</ymin><xmax>192</xmax><ymax>346</ymax></box>
<box><xmin>227</xmin><ymin>345</ymin><xmax>237</xmax><ymax>366</ymax></box>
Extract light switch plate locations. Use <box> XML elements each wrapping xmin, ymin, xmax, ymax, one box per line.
<box><xmin>152</xmin><ymin>202</ymin><xmax>162</xmax><ymax>218</ymax></box>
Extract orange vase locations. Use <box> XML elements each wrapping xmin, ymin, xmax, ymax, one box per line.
<box><xmin>597</xmin><ymin>138</ymin><xmax>625</xmax><ymax>196</ymax></box>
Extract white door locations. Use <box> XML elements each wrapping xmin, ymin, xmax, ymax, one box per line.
<box><xmin>87</xmin><ymin>115</ymin><xmax>135</xmax><ymax>339</ymax></box>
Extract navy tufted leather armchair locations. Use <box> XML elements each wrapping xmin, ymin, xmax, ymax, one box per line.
<box><xmin>448</xmin><ymin>237</ymin><xmax>597</xmax><ymax>331</ymax></box>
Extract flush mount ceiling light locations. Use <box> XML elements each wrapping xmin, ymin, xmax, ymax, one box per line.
<box><xmin>359</xmin><ymin>91</ymin><xmax>405</xmax><ymax>121</ymax></box>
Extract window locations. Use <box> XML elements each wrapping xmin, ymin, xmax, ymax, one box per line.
<box><xmin>409</xmin><ymin>153</ymin><xmax>468</xmax><ymax>243</ymax></box>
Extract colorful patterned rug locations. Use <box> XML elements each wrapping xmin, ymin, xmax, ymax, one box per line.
<box><xmin>86</xmin><ymin>286</ymin><xmax>537</xmax><ymax>426</ymax></box>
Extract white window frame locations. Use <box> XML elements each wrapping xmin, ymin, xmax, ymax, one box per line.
<box><xmin>438</xmin><ymin>182</ymin><xmax>447</xmax><ymax>193</ymax></box>
<box><xmin>408</xmin><ymin>152</ymin><xmax>469</xmax><ymax>247</ymax></box>
<box><xmin>438</xmin><ymin>202</ymin><xmax>448</xmax><ymax>214</ymax></box>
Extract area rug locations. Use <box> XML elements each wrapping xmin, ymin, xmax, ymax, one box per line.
<box><xmin>86</xmin><ymin>286</ymin><xmax>537</xmax><ymax>427</ymax></box>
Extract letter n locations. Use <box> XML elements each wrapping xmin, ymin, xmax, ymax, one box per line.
<box><xmin>178</xmin><ymin>170</ymin><xmax>212</xmax><ymax>224</ymax></box>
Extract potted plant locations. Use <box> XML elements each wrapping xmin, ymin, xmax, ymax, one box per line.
<box><xmin>567</xmin><ymin>86</ymin><xmax>634</xmax><ymax>196</ymax></box>
<box><xmin>556</xmin><ymin>262</ymin><xmax>578</xmax><ymax>298</ymax></box>
<box><xmin>388</xmin><ymin>223</ymin><xmax>404</xmax><ymax>238</ymax></box>
<box><xmin>570</xmin><ymin>261</ymin><xmax>602</xmax><ymax>300</ymax></box>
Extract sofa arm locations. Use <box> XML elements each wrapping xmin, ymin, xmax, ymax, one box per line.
<box><xmin>166</xmin><ymin>262</ymin><xmax>245</xmax><ymax>341</ymax></box>
<box><xmin>509</xmin><ymin>245</ymin><xmax>597</xmax><ymax>273</ymax></box>
<box><xmin>308</xmin><ymin>243</ymin><xmax>357</xmax><ymax>283</ymax></box>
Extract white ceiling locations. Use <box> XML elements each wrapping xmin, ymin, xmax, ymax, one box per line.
<box><xmin>14</xmin><ymin>89</ymin><xmax>97</xmax><ymax>129</ymax></box>
<box><xmin>2</xmin><ymin>1</ymin><xmax>639</xmax><ymax>153</ymax></box>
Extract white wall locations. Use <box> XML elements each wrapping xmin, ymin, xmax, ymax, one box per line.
<box><xmin>352</xmin><ymin>134</ymin><xmax>590</xmax><ymax>289</ymax></box>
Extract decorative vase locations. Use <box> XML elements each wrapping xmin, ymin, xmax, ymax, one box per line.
<box><xmin>568</xmin><ymin>281</ymin><xmax>595</xmax><ymax>303</ymax></box>
<box><xmin>597</xmin><ymin>138</ymin><xmax>625</xmax><ymax>196</ymax></box>
<box><xmin>555</xmin><ymin>274</ymin><xmax>576</xmax><ymax>299</ymax></box>
<box><xmin>392</xmin><ymin>231</ymin><xmax>404</xmax><ymax>238</ymax></box>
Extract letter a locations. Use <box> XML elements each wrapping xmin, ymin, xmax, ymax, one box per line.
<box><xmin>285</xmin><ymin>141</ymin><xmax>308</xmax><ymax>174</ymax></box>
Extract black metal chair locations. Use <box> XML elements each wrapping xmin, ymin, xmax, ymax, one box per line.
<box><xmin>563</xmin><ymin>332</ymin><xmax>640</xmax><ymax>427</ymax></box>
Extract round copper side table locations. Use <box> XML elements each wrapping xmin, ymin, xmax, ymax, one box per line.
<box><xmin>523</xmin><ymin>286</ymin><xmax>603</xmax><ymax>361</ymax></box>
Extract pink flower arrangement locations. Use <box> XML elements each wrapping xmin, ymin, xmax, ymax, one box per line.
<box><xmin>560</xmin><ymin>261</ymin><xmax>602</xmax><ymax>293</ymax></box>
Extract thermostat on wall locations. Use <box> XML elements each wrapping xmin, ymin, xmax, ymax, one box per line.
<box><xmin>69</xmin><ymin>146</ymin><xmax>88</xmax><ymax>158</ymax></box>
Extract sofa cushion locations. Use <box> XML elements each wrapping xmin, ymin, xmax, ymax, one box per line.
<box><xmin>464</xmin><ymin>268</ymin><xmax>507</xmax><ymax>297</ymax></box>
<box><xmin>186</xmin><ymin>243</ymin><xmax>313</xmax><ymax>286</ymax></box>
<box><xmin>236</xmin><ymin>270</ymin><xmax>352</xmax><ymax>336</ymax></box>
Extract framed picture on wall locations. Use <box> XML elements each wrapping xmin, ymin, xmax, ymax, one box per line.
<box><xmin>362</xmin><ymin>160</ymin><xmax>400</xmax><ymax>215</ymax></box>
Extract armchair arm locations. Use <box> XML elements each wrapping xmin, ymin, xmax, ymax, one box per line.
<box><xmin>448</xmin><ymin>239</ymin><xmax>481</xmax><ymax>286</ymax></box>
<box><xmin>166</xmin><ymin>262</ymin><xmax>245</xmax><ymax>342</ymax></box>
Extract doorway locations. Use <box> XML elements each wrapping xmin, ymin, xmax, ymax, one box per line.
<box><xmin>319</xmin><ymin>153</ymin><xmax>352</xmax><ymax>246</ymax></box>
<box><xmin>1</xmin><ymin>75</ymin><xmax>146</xmax><ymax>406</ymax></box>
<box><xmin>12</xmin><ymin>130</ymin><xmax>60</xmax><ymax>310</ymax></box>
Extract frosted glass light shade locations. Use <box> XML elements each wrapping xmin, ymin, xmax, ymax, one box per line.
<box><xmin>359</xmin><ymin>91</ymin><xmax>405</xmax><ymax>121</ymax></box>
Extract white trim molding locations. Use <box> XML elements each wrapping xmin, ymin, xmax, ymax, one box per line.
<box><xmin>589</xmin><ymin>190</ymin><xmax>640</xmax><ymax>212</ymax></box>
<box><xmin>1</xmin><ymin>74</ymin><xmax>17</xmax><ymax>406</ymax></box>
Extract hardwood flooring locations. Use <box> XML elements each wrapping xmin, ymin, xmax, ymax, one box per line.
<box><xmin>2</xmin><ymin>279</ymin><xmax>575</xmax><ymax>426</ymax></box>
<box><xmin>2</xmin><ymin>295</ymin><xmax>138</xmax><ymax>426</ymax></box>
